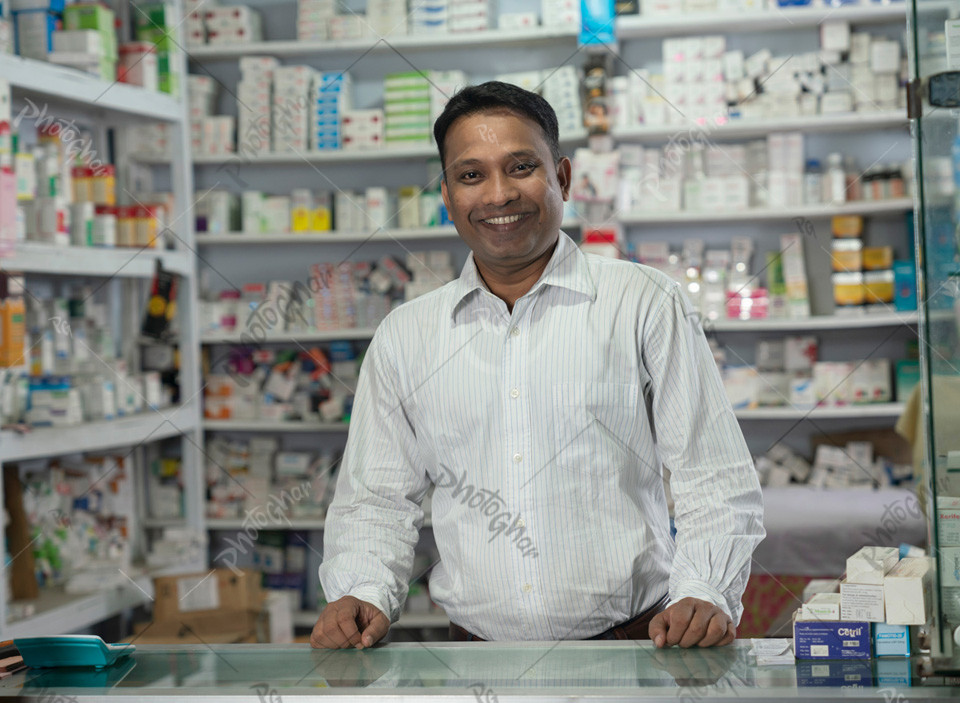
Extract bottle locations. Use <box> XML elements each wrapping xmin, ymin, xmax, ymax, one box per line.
<box><xmin>803</xmin><ymin>159</ymin><xmax>822</xmax><ymax>205</ymax></box>
<box><xmin>826</xmin><ymin>153</ymin><xmax>846</xmax><ymax>205</ymax></box>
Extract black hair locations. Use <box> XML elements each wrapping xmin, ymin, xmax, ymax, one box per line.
<box><xmin>433</xmin><ymin>81</ymin><xmax>563</xmax><ymax>176</ymax></box>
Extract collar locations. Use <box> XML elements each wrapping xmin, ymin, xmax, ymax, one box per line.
<box><xmin>450</xmin><ymin>230</ymin><xmax>597</xmax><ymax>321</ymax></box>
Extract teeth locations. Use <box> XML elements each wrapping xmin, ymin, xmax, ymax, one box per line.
<box><xmin>484</xmin><ymin>214</ymin><xmax>523</xmax><ymax>225</ymax></box>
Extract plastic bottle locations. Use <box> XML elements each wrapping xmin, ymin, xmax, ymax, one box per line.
<box><xmin>803</xmin><ymin>159</ymin><xmax>822</xmax><ymax>205</ymax></box>
<box><xmin>826</xmin><ymin>153</ymin><xmax>846</xmax><ymax>205</ymax></box>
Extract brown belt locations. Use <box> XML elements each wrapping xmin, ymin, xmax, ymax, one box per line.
<box><xmin>449</xmin><ymin>594</ymin><xmax>669</xmax><ymax>642</ymax></box>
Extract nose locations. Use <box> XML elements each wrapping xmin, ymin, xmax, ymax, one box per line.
<box><xmin>484</xmin><ymin>171</ymin><xmax>519</xmax><ymax>207</ymax></box>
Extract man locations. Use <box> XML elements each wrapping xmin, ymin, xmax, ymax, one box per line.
<box><xmin>312</xmin><ymin>81</ymin><xmax>764</xmax><ymax>649</ymax></box>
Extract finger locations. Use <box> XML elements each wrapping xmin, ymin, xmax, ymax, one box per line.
<box><xmin>360</xmin><ymin>613</ymin><xmax>391</xmax><ymax>648</ymax></box>
<box><xmin>678</xmin><ymin>604</ymin><xmax>715</xmax><ymax>648</ymax></box>
<box><xmin>696</xmin><ymin>614</ymin><xmax>730</xmax><ymax>648</ymax></box>
<box><xmin>718</xmin><ymin>621</ymin><xmax>736</xmax><ymax>646</ymax></box>
<box><xmin>666</xmin><ymin>602</ymin><xmax>696</xmax><ymax>647</ymax></box>
<box><xmin>648</xmin><ymin>612</ymin><xmax>668</xmax><ymax>648</ymax></box>
<box><xmin>336</xmin><ymin>609</ymin><xmax>363</xmax><ymax>648</ymax></box>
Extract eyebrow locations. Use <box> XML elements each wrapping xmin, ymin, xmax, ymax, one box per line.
<box><xmin>447</xmin><ymin>150</ymin><xmax>541</xmax><ymax>171</ymax></box>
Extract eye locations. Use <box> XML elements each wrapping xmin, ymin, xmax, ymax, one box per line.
<box><xmin>513</xmin><ymin>161</ymin><xmax>539</xmax><ymax>175</ymax></box>
<box><xmin>460</xmin><ymin>170</ymin><xmax>481</xmax><ymax>182</ymax></box>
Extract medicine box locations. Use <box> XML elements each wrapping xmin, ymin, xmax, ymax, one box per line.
<box><xmin>793</xmin><ymin>611</ymin><xmax>871</xmax><ymax>659</ymax></box>
<box><xmin>840</xmin><ymin>580</ymin><xmax>885</xmax><ymax>622</ymax></box>
<box><xmin>795</xmin><ymin>659</ymin><xmax>872</xmax><ymax>688</ymax></box>
<box><xmin>846</xmin><ymin>546</ymin><xmax>899</xmax><ymax>584</ymax></box>
<box><xmin>801</xmin><ymin>592</ymin><xmax>841</xmax><ymax>621</ymax></box>
<box><xmin>873</xmin><ymin>623</ymin><xmax>910</xmax><ymax>657</ymax></box>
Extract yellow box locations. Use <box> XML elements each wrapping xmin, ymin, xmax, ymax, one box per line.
<box><xmin>831</xmin><ymin>239</ymin><xmax>863</xmax><ymax>272</ymax></box>
<box><xmin>864</xmin><ymin>270</ymin><xmax>894</xmax><ymax>304</ymax></box>
<box><xmin>863</xmin><ymin>246</ymin><xmax>893</xmax><ymax>271</ymax></box>
<box><xmin>833</xmin><ymin>272</ymin><xmax>865</xmax><ymax>306</ymax></box>
<box><xmin>832</xmin><ymin>215</ymin><xmax>863</xmax><ymax>238</ymax></box>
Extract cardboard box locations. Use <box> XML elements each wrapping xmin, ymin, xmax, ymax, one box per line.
<box><xmin>846</xmin><ymin>546</ymin><xmax>899</xmax><ymax>585</ymax></box>
<box><xmin>130</xmin><ymin>609</ymin><xmax>262</xmax><ymax>644</ymax></box>
<box><xmin>152</xmin><ymin>569</ymin><xmax>264</xmax><ymax>621</ymax></box>
<box><xmin>794</xmin><ymin>611</ymin><xmax>871</xmax><ymax>659</ymax></box>
<box><xmin>884</xmin><ymin>556</ymin><xmax>933</xmax><ymax>625</ymax></box>
<box><xmin>840</xmin><ymin>580</ymin><xmax>885</xmax><ymax>622</ymax></box>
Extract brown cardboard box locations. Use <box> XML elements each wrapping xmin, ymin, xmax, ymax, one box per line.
<box><xmin>128</xmin><ymin>610</ymin><xmax>263</xmax><ymax>644</ymax></box>
<box><xmin>152</xmin><ymin>569</ymin><xmax>264</xmax><ymax>621</ymax></box>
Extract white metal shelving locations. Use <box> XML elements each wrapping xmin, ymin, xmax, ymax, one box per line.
<box><xmin>0</xmin><ymin>53</ymin><xmax>183</xmax><ymax>122</ymax></box>
<box><xmin>0</xmin><ymin>244</ymin><xmax>194</xmax><ymax>278</ymax></box>
<box><xmin>735</xmin><ymin>403</ymin><xmax>906</xmax><ymax>421</ymax></box>
<box><xmin>616</xmin><ymin>3</ymin><xmax>935</xmax><ymax>39</ymax></box>
<box><xmin>0</xmin><ymin>404</ymin><xmax>199</xmax><ymax>463</ymax></box>
<box><xmin>612</xmin><ymin>111</ymin><xmax>907</xmax><ymax>143</ymax></box>
<box><xmin>204</xmin><ymin>419</ymin><xmax>349</xmax><ymax>432</ymax></box>
<box><xmin>619</xmin><ymin>198</ymin><xmax>913</xmax><ymax>225</ymax></box>
<box><xmin>0</xmin><ymin>0</ymin><xmax>204</xmax><ymax>639</ymax></box>
<box><xmin>709</xmin><ymin>310</ymin><xmax>918</xmax><ymax>332</ymax></box>
<box><xmin>201</xmin><ymin>328</ymin><xmax>378</xmax><ymax>344</ymax></box>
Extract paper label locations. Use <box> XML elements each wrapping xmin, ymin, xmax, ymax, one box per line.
<box><xmin>176</xmin><ymin>574</ymin><xmax>219</xmax><ymax>612</ymax></box>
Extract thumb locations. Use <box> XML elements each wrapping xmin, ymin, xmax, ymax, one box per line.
<box><xmin>359</xmin><ymin>609</ymin><xmax>390</xmax><ymax>648</ymax></box>
<box><xmin>648</xmin><ymin>610</ymin><xmax>669</xmax><ymax>648</ymax></box>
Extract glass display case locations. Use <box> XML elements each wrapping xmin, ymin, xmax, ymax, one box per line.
<box><xmin>910</xmin><ymin>0</ymin><xmax>960</xmax><ymax>668</ymax></box>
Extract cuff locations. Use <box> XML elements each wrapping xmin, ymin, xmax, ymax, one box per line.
<box><xmin>345</xmin><ymin>586</ymin><xmax>399</xmax><ymax>624</ymax></box>
<box><xmin>669</xmin><ymin>579</ymin><xmax>734</xmax><ymax>621</ymax></box>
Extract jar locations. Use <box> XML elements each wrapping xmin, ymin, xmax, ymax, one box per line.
<box><xmin>833</xmin><ymin>272</ymin><xmax>865</xmax><ymax>307</ymax></box>
<box><xmin>832</xmin><ymin>238</ymin><xmax>863</xmax><ymax>272</ymax></box>
<box><xmin>804</xmin><ymin>159</ymin><xmax>822</xmax><ymax>205</ymax></box>
<box><xmin>91</xmin><ymin>164</ymin><xmax>116</xmax><ymax>206</ymax></box>
<box><xmin>864</xmin><ymin>271</ymin><xmax>895</xmax><ymax>304</ymax></box>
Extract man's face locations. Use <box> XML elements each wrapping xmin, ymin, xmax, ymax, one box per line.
<box><xmin>440</xmin><ymin>109</ymin><xmax>572</xmax><ymax>272</ymax></box>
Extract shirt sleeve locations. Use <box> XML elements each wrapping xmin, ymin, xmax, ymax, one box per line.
<box><xmin>641</xmin><ymin>281</ymin><xmax>765</xmax><ymax>624</ymax></box>
<box><xmin>319</xmin><ymin>320</ymin><xmax>431</xmax><ymax>622</ymax></box>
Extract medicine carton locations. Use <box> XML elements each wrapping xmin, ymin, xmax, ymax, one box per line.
<box><xmin>795</xmin><ymin>659</ymin><xmax>872</xmax><ymax>688</ymax></box>
<box><xmin>884</xmin><ymin>556</ymin><xmax>932</xmax><ymax>625</ymax></box>
<box><xmin>840</xmin><ymin>580</ymin><xmax>885</xmax><ymax>622</ymax></box>
<box><xmin>846</xmin><ymin>546</ymin><xmax>899</xmax><ymax>584</ymax></box>
<box><xmin>793</xmin><ymin>611</ymin><xmax>871</xmax><ymax>659</ymax></box>
<box><xmin>801</xmin><ymin>592</ymin><xmax>841</xmax><ymax>621</ymax></box>
<box><xmin>873</xmin><ymin>623</ymin><xmax>910</xmax><ymax>657</ymax></box>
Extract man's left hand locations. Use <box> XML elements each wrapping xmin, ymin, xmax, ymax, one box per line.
<box><xmin>648</xmin><ymin>597</ymin><xmax>735</xmax><ymax>648</ymax></box>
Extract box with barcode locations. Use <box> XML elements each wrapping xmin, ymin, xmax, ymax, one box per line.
<box><xmin>152</xmin><ymin>568</ymin><xmax>263</xmax><ymax>621</ymax></box>
<box><xmin>793</xmin><ymin>610</ymin><xmax>871</xmax><ymax>659</ymax></box>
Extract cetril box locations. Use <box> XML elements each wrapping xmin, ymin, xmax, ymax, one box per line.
<box><xmin>793</xmin><ymin>610</ymin><xmax>871</xmax><ymax>659</ymax></box>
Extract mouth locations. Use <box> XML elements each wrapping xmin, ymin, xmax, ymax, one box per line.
<box><xmin>478</xmin><ymin>212</ymin><xmax>531</xmax><ymax>227</ymax></box>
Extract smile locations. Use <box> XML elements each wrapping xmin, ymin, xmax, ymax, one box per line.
<box><xmin>481</xmin><ymin>214</ymin><xmax>527</xmax><ymax>225</ymax></box>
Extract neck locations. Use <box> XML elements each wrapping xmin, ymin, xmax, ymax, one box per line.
<box><xmin>475</xmin><ymin>238</ymin><xmax>559</xmax><ymax>313</ymax></box>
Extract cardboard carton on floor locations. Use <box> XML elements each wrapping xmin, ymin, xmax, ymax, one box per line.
<box><xmin>152</xmin><ymin>568</ymin><xmax>264</xmax><ymax>621</ymax></box>
<box><xmin>129</xmin><ymin>610</ymin><xmax>263</xmax><ymax>644</ymax></box>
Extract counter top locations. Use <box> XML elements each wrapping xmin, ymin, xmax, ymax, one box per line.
<box><xmin>2</xmin><ymin>641</ymin><xmax>958</xmax><ymax>702</ymax></box>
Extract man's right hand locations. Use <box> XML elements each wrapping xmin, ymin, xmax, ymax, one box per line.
<box><xmin>310</xmin><ymin>596</ymin><xmax>390</xmax><ymax>649</ymax></box>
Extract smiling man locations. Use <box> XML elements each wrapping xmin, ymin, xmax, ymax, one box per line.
<box><xmin>312</xmin><ymin>81</ymin><xmax>764</xmax><ymax>650</ymax></box>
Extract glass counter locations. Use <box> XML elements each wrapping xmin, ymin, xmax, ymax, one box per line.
<box><xmin>2</xmin><ymin>641</ymin><xmax>959</xmax><ymax>702</ymax></box>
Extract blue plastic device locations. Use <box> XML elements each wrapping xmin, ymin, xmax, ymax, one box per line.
<box><xmin>14</xmin><ymin>636</ymin><xmax>135</xmax><ymax>669</ymax></box>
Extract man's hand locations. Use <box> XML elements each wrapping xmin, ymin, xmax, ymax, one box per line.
<box><xmin>310</xmin><ymin>596</ymin><xmax>390</xmax><ymax>649</ymax></box>
<box><xmin>648</xmin><ymin>597</ymin><xmax>734</xmax><ymax>648</ymax></box>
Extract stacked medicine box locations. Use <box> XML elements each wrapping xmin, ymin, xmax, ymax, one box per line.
<box><xmin>312</xmin><ymin>72</ymin><xmax>352</xmax><ymax>151</ymax></box>
<box><xmin>238</xmin><ymin>56</ymin><xmax>278</xmax><ymax>156</ymax></box>
<box><xmin>541</xmin><ymin>0</ymin><xmax>580</xmax><ymax>29</ymax></box>
<box><xmin>449</xmin><ymin>0</ymin><xmax>490</xmax><ymax>33</ymax></box>
<box><xmin>367</xmin><ymin>0</ymin><xmax>408</xmax><ymax>37</ymax></box>
<box><xmin>133</xmin><ymin>2</ymin><xmax>180</xmax><ymax>95</ymax></box>
<box><xmin>273</xmin><ymin>66</ymin><xmax>316</xmax><ymax>153</ymax></box>
<box><xmin>410</xmin><ymin>0</ymin><xmax>448</xmax><ymax>34</ymax></box>
<box><xmin>297</xmin><ymin>0</ymin><xmax>336</xmax><ymax>41</ymax></box>
<box><xmin>541</xmin><ymin>65</ymin><xmax>582</xmax><ymax>136</ymax></box>
<box><xmin>204</xmin><ymin>5</ymin><xmax>263</xmax><ymax>45</ymax></box>
<box><xmin>384</xmin><ymin>72</ymin><xmax>432</xmax><ymax>148</ymax></box>
<box><xmin>10</xmin><ymin>0</ymin><xmax>64</xmax><ymax>62</ymax></box>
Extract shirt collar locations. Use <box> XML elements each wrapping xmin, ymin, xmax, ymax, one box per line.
<box><xmin>450</xmin><ymin>230</ymin><xmax>597</xmax><ymax>321</ymax></box>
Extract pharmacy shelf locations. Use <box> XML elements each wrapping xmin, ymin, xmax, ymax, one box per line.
<box><xmin>187</xmin><ymin>25</ymin><xmax>579</xmax><ymax>60</ymax></box>
<box><xmin>204</xmin><ymin>419</ymin><xmax>349</xmax><ymax>432</ymax></box>
<box><xmin>0</xmin><ymin>53</ymin><xmax>183</xmax><ymax>122</ymax></box>
<box><xmin>0</xmin><ymin>403</ymin><xmax>199</xmax><ymax>463</ymax></box>
<box><xmin>619</xmin><ymin>198</ymin><xmax>913</xmax><ymax>225</ymax></box>
<box><xmin>2</xmin><ymin>562</ymin><xmax>203</xmax><ymax>638</ymax></box>
<box><xmin>195</xmin><ymin>219</ymin><xmax>582</xmax><ymax>245</ymax></box>
<box><xmin>0</xmin><ymin>244</ymin><xmax>195</xmax><ymax>278</ymax></box>
<box><xmin>197</xmin><ymin>227</ymin><xmax>460</xmax><ymax>245</ymax></box>
<box><xmin>207</xmin><ymin>516</ymin><xmax>433</xmax><ymax>531</ymax></box>
<box><xmin>201</xmin><ymin>328</ymin><xmax>378</xmax><ymax>344</ymax></box>
<box><xmin>147</xmin><ymin>131</ymin><xmax>588</xmax><ymax>166</ymax></box>
<box><xmin>142</xmin><ymin>517</ymin><xmax>187</xmax><ymax>528</ymax></box>
<box><xmin>616</xmin><ymin>3</ymin><xmax>941</xmax><ymax>39</ymax></box>
<box><xmin>734</xmin><ymin>402</ymin><xmax>905</xmax><ymax>421</ymax></box>
<box><xmin>613</xmin><ymin>111</ymin><xmax>907</xmax><ymax>143</ymax></box>
<box><xmin>709</xmin><ymin>310</ymin><xmax>918</xmax><ymax>332</ymax></box>
<box><xmin>292</xmin><ymin>609</ymin><xmax>449</xmax><ymax>629</ymax></box>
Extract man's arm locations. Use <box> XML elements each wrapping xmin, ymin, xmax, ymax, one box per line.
<box><xmin>316</xmin><ymin>323</ymin><xmax>431</xmax><ymax>647</ymax></box>
<box><xmin>641</xmin><ymin>280</ymin><xmax>765</xmax><ymax>646</ymax></box>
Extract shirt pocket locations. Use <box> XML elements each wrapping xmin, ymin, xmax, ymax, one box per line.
<box><xmin>551</xmin><ymin>382</ymin><xmax>641</xmax><ymax>477</ymax></box>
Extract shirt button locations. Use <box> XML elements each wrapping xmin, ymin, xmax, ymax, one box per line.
<box><xmin>513</xmin><ymin>453</ymin><xmax>522</xmax><ymax>463</ymax></box>
<box><xmin>510</xmin><ymin>388</ymin><xmax>520</xmax><ymax>399</ymax></box>
<box><xmin>516</xmin><ymin>518</ymin><xmax>525</xmax><ymax>528</ymax></box>
<box><xmin>522</xmin><ymin>583</ymin><xmax>533</xmax><ymax>593</ymax></box>
<box><xmin>511</xmin><ymin>327</ymin><xmax>520</xmax><ymax>337</ymax></box>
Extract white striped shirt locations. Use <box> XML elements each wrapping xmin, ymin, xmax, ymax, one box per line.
<box><xmin>320</xmin><ymin>230</ymin><xmax>765</xmax><ymax>640</ymax></box>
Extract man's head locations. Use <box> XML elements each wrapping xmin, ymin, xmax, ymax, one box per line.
<box><xmin>434</xmin><ymin>82</ymin><xmax>572</xmax><ymax>276</ymax></box>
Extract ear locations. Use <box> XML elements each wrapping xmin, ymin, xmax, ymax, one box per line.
<box><xmin>556</xmin><ymin>156</ymin><xmax>572</xmax><ymax>202</ymax></box>
<box><xmin>440</xmin><ymin>176</ymin><xmax>451</xmax><ymax>211</ymax></box>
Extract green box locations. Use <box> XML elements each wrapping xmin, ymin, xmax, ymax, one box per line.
<box><xmin>134</xmin><ymin>2</ymin><xmax>176</xmax><ymax>27</ymax></box>
<box><xmin>158</xmin><ymin>72</ymin><xmax>180</xmax><ymax>97</ymax></box>
<box><xmin>136</xmin><ymin>26</ymin><xmax>178</xmax><ymax>52</ymax></box>
<box><xmin>63</xmin><ymin>3</ymin><xmax>114</xmax><ymax>31</ymax></box>
<box><xmin>895</xmin><ymin>360</ymin><xmax>920</xmax><ymax>402</ymax></box>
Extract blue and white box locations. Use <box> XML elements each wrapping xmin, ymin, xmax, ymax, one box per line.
<box><xmin>793</xmin><ymin>611</ymin><xmax>871</xmax><ymax>659</ymax></box>
<box><xmin>796</xmin><ymin>659</ymin><xmax>872</xmax><ymax>688</ymax></box>
<box><xmin>873</xmin><ymin>622</ymin><xmax>910</xmax><ymax>657</ymax></box>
